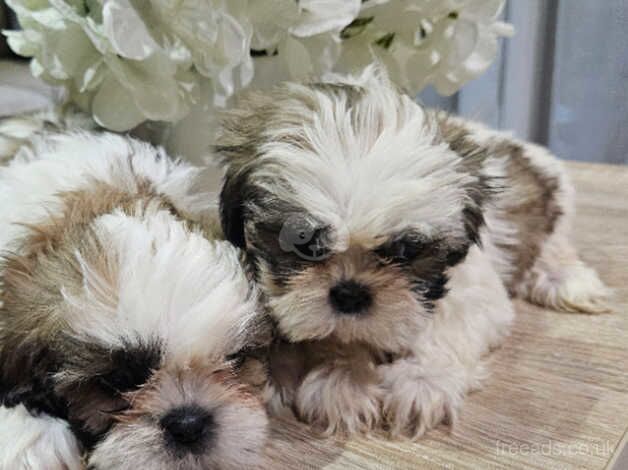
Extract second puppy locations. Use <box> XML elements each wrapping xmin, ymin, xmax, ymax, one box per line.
<box><xmin>0</xmin><ymin>129</ymin><xmax>268</xmax><ymax>469</ymax></box>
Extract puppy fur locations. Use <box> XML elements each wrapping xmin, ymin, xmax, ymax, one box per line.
<box><xmin>0</xmin><ymin>129</ymin><xmax>268</xmax><ymax>468</ymax></box>
<box><xmin>213</xmin><ymin>65</ymin><xmax>611</xmax><ymax>438</ymax></box>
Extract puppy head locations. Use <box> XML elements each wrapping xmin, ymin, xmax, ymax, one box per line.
<box><xmin>1</xmin><ymin>207</ymin><xmax>268</xmax><ymax>469</ymax></box>
<box><xmin>216</xmin><ymin>66</ymin><xmax>490</xmax><ymax>353</ymax></box>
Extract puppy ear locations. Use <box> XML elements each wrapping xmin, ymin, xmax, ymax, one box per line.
<box><xmin>462</xmin><ymin>203</ymin><xmax>485</xmax><ymax>247</ymax></box>
<box><xmin>461</xmin><ymin>171</ymin><xmax>495</xmax><ymax>248</ymax></box>
<box><xmin>437</xmin><ymin>116</ymin><xmax>494</xmax><ymax>247</ymax></box>
<box><xmin>219</xmin><ymin>167</ymin><xmax>250</xmax><ymax>249</ymax></box>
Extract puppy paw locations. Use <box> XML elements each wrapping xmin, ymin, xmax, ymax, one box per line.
<box><xmin>294</xmin><ymin>365</ymin><xmax>383</xmax><ymax>436</ymax></box>
<box><xmin>523</xmin><ymin>260</ymin><xmax>614</xmax><ymax>314</ymax></box>
<box><xmin>379</xmin><ymin>360</ymin><xmax>467</xmax><ymax>439</ymax></box>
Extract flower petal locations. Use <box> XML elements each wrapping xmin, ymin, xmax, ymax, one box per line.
<box><xmin>248</xmin><ymin>0</ymin><xmax>298</xmax><ymax>50</ymax></box>
<box><xmin>283</xmin><ymin>35</ymin><xmax>313</xmax><ymax>79</ymax></box>
<box><xmin>102</xmin><ymin>0</ymin><xmax>159</xmax><ymax>60</ymax></box>
<box><xmin>292</xmin><ymin>0</ymin><xmax>361</xmax><ymax>37</ymax></box>
<box><xmin>91</xmin><ymin>74</ymin><xmax>145</xmax><ymax>131</ymax></box>
<box><xmin>105</xmin><ymin>53</ymin><xmax>185</xmax><ymax>122</ymax></box>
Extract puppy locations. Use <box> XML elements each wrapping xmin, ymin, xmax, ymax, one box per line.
<box><xmin>213</xmin><ymin>66</ymin><xmax>611</xmax><ymax>438</ymax></box>
<box><xmin>0</xmin><ymin>129</ymin><xmax>268</xmax><ymax>469</ymax></box>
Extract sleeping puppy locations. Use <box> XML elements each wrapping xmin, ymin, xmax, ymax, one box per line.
<box><xmin>0</xmin><ymin>129</ymin><xmax>268</xmax><ymax>469</ymax></box>
<box><xmin>213</xmin><ymin>66</ymin><xmax>611</xmax><ymax>438</ymax></box>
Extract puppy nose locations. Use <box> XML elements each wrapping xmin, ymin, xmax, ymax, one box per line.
<box><xmin>329</xmin><ymin>280</ymin><xmax>372</xmax><ymax>314</ymax></box>
<box><xmin>161</xmin><ymin>405</ymin><xmax>214</xmax><ymax>447</ymax></box>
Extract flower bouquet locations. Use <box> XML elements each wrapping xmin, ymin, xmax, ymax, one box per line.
<box><xmin>4</xmin><ymin>0</ymin><xmax>513</xmax><ymax>158</ymax></box>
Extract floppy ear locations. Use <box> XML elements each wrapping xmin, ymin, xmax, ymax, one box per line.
<box><xmin>437</xmin><ymin>116</ymin><xmax>495</xmax><ymax>248</ymax></box>
<box><xmin>219</xmin><ymin>166</ymin><xmax>251</xmax><ymax>249</ymax></box>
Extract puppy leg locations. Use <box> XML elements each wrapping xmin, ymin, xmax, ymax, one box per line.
<box><xmin>379</xmin><ymin>245</ymin><xmax>514</xmax><ymax>439</ymax></box>
<box><xmin>443</xmin><ymin>116</ymin><xmax>612</xmax><ymax>313</ymax></box>
<box><xmin>497</xmin><ymin>138</ymin><xmax>612</xmax><ymax>313</ymax></box>
<box><xmin>0</xmin><ymin>404</ymin><xmax>82</xmax><ymax>470</ymax></box>
<box><xmin>294</xmin><ymin>362</ymin><xmax>384</xmax><ymax>436</ymax></box>
<box><xmin>515</xmin><ymin>225</ymin><xmax>612</xmax><ymax>313</ymax></box>
<box><xmin>379</xmin><ymin>356</ymin><xmax>484</xmax><ymax>439</ymax></box>
<box><xmin>263</xmin><ymin>340</ymin><xmax>308</xmax><ymax>418</ymax></box>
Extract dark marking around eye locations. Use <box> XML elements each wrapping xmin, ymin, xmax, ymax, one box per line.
<box><xmin>423</xmin><ymin>274</ymin><xmax>449</xmax><ymax>301</ymax></box>
<box><xmin>411</xmin><ymin>273</ymin><xmax>450</xmax><ymax>310</ymax></box>
<box><xmin>375</xmin><ymin>229</ymin><xmax>475</xmax><ymax>309</ymax></box>
<box><xmin>445</xmin><ymin>245</ymin><xmax>470</xmax><ymax>267</ymax></box>
<box><xmin>96</xmin><ymin>340</ymin><xmax>162</xmax><ymax>394</ymax></box>
<box><xmin>375</xmin><ymin>233</ymin><xmax>427</xmax><ymax>264</ymax></box>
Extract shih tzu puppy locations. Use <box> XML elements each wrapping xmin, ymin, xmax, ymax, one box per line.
<box><xmin>213</xmin><ymin>65</ymin><xmax>611</xmax><ymax>438</ymax></box>
<box><xmin>0</xmin><ymin>129</ymin><xmax>268</xmax><ymax>469</ymax></box>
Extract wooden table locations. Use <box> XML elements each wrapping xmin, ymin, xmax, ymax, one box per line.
<box><xmin>264</xmin><ymin>162</ymin><xmax>628</xmax><ymax>470</ymax></box>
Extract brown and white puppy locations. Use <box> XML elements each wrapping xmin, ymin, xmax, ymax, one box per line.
<box><xmin>0</xmin><ymin>129</ymin><xmax>268</xmax><ymax>469</ymax></box>
<box><xmin>213</xmin><ymin>66</ymin><xmax>611</xmax><ymax>438</ymax></box>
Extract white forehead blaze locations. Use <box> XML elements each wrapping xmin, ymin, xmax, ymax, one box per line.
<box><xmin>63</xmin><ymin>208</ymin><xmax>258</xmax><ymax>362</ymax></box>
<box><xmin>251</xmin><ymin>84</ymin><xmax>472</xmax><ymax>247</ymax></box>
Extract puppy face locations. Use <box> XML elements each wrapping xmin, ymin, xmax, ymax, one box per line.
<box><xmin>217</xmin><ymin>67</ymin><xmax>489</xmax><ymax>353</ymax></box>
<box><xmin>1</xmin><ymin>206</ymin><xmax>267</xmax><ymax>469</ymax></box>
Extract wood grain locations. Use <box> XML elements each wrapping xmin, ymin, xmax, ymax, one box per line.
<box><xmin>263</xmin><ymin>162</ymin><xmax>628</xmax><ymax>470</ymax></box>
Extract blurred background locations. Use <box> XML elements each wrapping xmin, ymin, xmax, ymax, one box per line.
<box><xmin>420</xmin><ymin>0</ymin><xmax>628</xmax><ymax>165</ymax></box>
<box><xmin>1</xmin><ymin>0</ymin><xmax>627</xmax><ymax>164</ymax></box>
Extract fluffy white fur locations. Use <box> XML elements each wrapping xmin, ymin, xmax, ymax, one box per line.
<box><xmin>0</xmin><ymin>129</ymin><xmax>267</xmax><ymax>468</ymax></box>
<box><xmin>65</xmin><ymin>209</ymin><xmax>259</xmax><ymax>362</ymax></box>
<box><xmin>0</xmin><ymin>131</ymin><xmax>212</xmax><ymax>254</ymax></box>
<box><xmin>251</xmin><ymin>81</ymin><xmax>471</xmax><ymax>244</ymax></box>
<box><xmin>0</xmin><ymin>404</ymin><xmax>82</xmax><ymax>470</ymax></box>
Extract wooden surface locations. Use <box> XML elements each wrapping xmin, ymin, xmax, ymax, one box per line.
<box><xmin>263</xmin><ymin>162</ymin><xmax>628</xmax><ymax>470</ymax></box>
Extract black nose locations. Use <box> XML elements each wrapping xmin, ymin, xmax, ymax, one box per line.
<box><xmin>161</xmin><ymin>405</ymin><xmax>215</xmax><ymax>449</ymax></box>
<box><xmin>329</xmin><ymin>280</ymin><xmax>373</xmax><ymax>314</ymax></box>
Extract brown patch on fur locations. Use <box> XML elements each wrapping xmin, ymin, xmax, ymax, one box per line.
<box><xmin>492</xmin><ymin>142</ymin><xmax>563</xmax><ymax>287</ymax></box>
<box><xmin>438</xmin><ymin>117</ymin><xmax>563</xmax><ymax>291</ymax></box>
<box><xmin>268</xmin><ymin>336</ymin><xmax>385</xmax><ymax>403</ymax></box>
<box><xmin>15</xmin><ymin>179</ymin><xmax>184</xmax><ymax>262</ymax></box>
<box><xmin>0</xmin><ymin>177</ymin><xmax>198</xmax><ymax>433</ymax></box>
<box><xmin>236</xmin><ymin>357</ymin><xmax>268</xmax><ymax>393</ymax></box>
<box><xmin>63</xmin><ymin>380</ymin><xmax>129</xmax><ymax>436</ymax></box>
<box><xmin>0</xmin><ymin>178</ymin><xmax>180</xmax><ymax>356</ymax></box>
<box><xmin>0</xmin><ymin>224</ymin><xmax>121</xmax><ymax>445</ymax></box>
<box><xmin>215</xmin><ymin>81</ymin><xmax>371</xmax><ymax>168</ymax></box>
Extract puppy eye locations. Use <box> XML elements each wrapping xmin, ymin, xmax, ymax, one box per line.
<box><xmin>375</xmin><ymin>236</ymin><xmax>424</xmax><ymax>263</ymax></box>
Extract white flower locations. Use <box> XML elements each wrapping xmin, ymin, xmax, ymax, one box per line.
<box><xmin>291</xmin><ymin>0</ymin><xmax>361</xmax><ymax>37</ymax></box>
<box><xmin>418</xmin><ymin>0</ymin><xmax>514</xmax><ymax>95</ymax></box>
<box><xmin>3</xmin><ymin>0</ymin><xmax>513</xmax><ymax>134</ymax></box>
<box><xmin>139</xmin><ymin>0</ymin><xmax>254</xmax><ymax>101</ymax></box>
<box><xmin>249</xmin><ymin>0</ymin><xmax>358</xmax><ymax>86</ymax></box>
<box><xmin>5</xmin><ymin>0</ymin><xmax>202</xmax><ymax>130</ymax></box>
<box><xmin>339</xmin><ymin>0</ymin><xmax>514</xmax><ymax>95</ymax></box>
<box><xmin>248</xmin><ymin>0</ymin><xmax>299</xmax><ymax>50</ymax></box>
